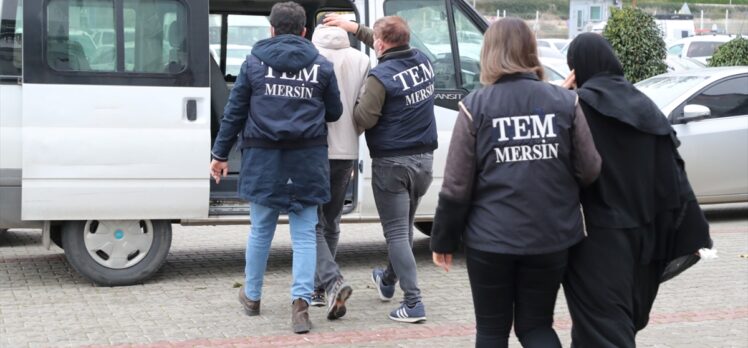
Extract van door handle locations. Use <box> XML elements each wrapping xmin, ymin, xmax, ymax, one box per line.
<box><xmin>186</xmin><ymin>99</ymin><xmax>197</xmax><ymax>121</ymax></box>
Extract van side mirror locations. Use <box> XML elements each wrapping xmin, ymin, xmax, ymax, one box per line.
<box><xmin>681</xmin><ymin>104</ymin><xmax>711</xmax><ymax>123</ymax></box>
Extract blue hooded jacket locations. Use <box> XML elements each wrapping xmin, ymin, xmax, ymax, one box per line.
<box><xmin>211</xmin><ymin>34</ymin><xmax>343</xmax><ymax>212</ymax></box>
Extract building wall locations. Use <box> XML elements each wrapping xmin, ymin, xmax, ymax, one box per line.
<box><xmin>568</xmin><ymin>0</ymin><xmax>618</xmax><ymax>39</ymax></box>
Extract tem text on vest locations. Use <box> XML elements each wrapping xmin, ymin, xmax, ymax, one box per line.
<box><xmin>492</xmin><ymin>114</ymin><xmax>560</xmax><ymax>163</ymax></box>
<box><xmin>264</xmin><ymin>64</ymin><xmax>320</xmax><ymax>99</ymax></box>
<box><xmin>392</xmin><ymin>62</ymin><xmax>435</xmax><ymax>106</ymax></box>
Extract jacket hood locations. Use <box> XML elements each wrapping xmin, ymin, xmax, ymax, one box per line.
<box><xmin>311</xmin><ymin>26</ymin><xmax>351</xmax><ymax>50</ymax></box>
<box><xmin>252</xmin><ymin>34</ymin><xmax>319</xmax><ymax>72</ymax></box>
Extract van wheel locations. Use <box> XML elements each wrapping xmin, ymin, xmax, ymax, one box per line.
<box><xmin>414</xmin><ymin>222</ymin><xmax>432</xmax><ymax>236</ymax></box>
<box><xmin>62</xmin><ymin>220</ymin><xmax>172</xmax><ymax>286</ymax></box>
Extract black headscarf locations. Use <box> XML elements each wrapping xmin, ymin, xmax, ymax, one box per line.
<box><xmin>567</xmin><ymin>33</ymin><xmax>672</xmax><ymax>136</ymax></box>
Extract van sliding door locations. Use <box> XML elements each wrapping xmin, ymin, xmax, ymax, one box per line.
<box><xmin>21</xmin><ymin>0</ymin><xmax>210</xmax><ymax>220</ymax></box>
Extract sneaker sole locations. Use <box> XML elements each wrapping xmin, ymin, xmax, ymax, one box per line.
<box><xmin>327</xmin><ymin>285</ymin><xmax>353</xmax><ymax>320</ymax></box>
<box><xmin>370</xmin><ymin>272</ymin><xmax>393</xmax><ymax>302</ymax></box>
<box><xmin>311</xmin><ymin>300</ymin><xmax>326</xmax><ymax>307</ymax></box>
<box><xmin>388</xmin><ymin>315</ymin><xmax>426</xmax><ymax>323</ymax></box>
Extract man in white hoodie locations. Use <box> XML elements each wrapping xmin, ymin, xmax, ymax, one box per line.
<box><xmin>310</xmin><ymin>24</ymin><xmax>370</xmax><ymax>320</ymax></box>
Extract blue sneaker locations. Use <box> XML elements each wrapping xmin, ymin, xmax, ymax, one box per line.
<box><xmin>388</xmin><ymin>302</ymin><xmax>426</xmax><ymax>323</ymax></box>
<box><xmin>371</xmin><ymin>267</ymin><xmax>395</xmax><ymax>301</ymax></box>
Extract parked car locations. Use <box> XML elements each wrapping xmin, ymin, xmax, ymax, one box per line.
<box><xmin>636</xmin><ymin>67</ymin><xmax>748</xmax><ymax>203</ymax></box>
<box><xmin>667</xmin><ymin>35</ymin><xmax>735</xmax><ymax>65</ymax></box>
<box><xmin>537</xmin><ymin>38</ymin><xmax>569</xmax><ymax>54</ymax></box>
<box><xmin>209</xmin><ymin>44</ymin><xmax>253</xmax><ymax>77</ymax></box>
<box><xmin>665</xmin><ymin>55</ymin><xmax>705</xmax><ymax>72</ymax></box>
<box><xmin>540</xmin><ymin>56</ymin><xmax>570</xmax><ymax>83</ymax></box>
<box><xmin>538</xmin><ymin>46</ymin><xmax>565</xmax><ymax>60</ymax></box>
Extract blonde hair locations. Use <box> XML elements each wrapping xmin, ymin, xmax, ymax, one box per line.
<box><xmin>480</xmin><ymin>18</ymin><xmax>544</xmax><ymax>85</ymax></box>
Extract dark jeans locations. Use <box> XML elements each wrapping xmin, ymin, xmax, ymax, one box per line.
<box><xmin>466</xmin><ymin>247</ymin><xmax>567</xmax><ymax>348</ymax></box>
<box><xmin>372</xmin><ymin>153</ymin><xmax>433</xmax><ymax>306</ymax></box>
<box><xmin>314</xmin><ymin>160</ymin><xmax>355</xmax><ymax>293</ymax></box>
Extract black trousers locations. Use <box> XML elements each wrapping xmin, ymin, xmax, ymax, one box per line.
<box><xmin>466</xmin><ymin>247</ymin><xmax>567</xmax><ymax>348</ymax></box>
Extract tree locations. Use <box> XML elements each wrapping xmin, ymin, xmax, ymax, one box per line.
<box><xmin>603</xmin><ymin>7</ymin><xmax>667</xmax><ymax>83</ymax></box>
<box><xmin>709</xmin><ymin>36</ymin><xmax>748</xmax><ymax>67</ymax></box>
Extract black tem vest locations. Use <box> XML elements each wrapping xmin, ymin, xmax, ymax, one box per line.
<box><xmin>365</xmin><ymin>49</ymin><xmax>438</xmax><ymax>158</ymax></box>
<box><xmin>463</xmin><ymin>73</ymin><xmax>584</xmax><ymax>255</ymax></box>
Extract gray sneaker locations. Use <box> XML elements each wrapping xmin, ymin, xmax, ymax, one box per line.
<box><xmin>388</xmin><ymin>301</ymin><xmax>426</xmax><ymax>323</ymax></box>
<box><xmin>326</xmin><ymin>279</ymin><xmax>353</xmax><ymax>320</ymax></box>
<box><xmin>311</xmin><ymin>289</ymin><xmax>326</xmax><ymax>307</ymax></box>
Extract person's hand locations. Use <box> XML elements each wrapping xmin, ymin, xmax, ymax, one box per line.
<box><xmin>210</xmin><ymin>159</ymin><xmax>229</xmax><ymax>184</ymax></box>
<box><xmin>562</xmin><ymin>69</ymin><xmax>576</xmax><ymax>90</ymax></box>
<box><xmin>432</xmin><ymin>252</ymin><xmax>453</xmax><ymax>272</ymax></box>
<box><xmin>322</xmin><ymin>13</ymin><xmax>359</xmax><ymax>33</ymax></box>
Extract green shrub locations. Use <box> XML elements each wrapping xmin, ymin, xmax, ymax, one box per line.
<box><xmin>603</xmin><ymin>7</ymin><xmax>667</xmax><ymax>83</ymax></box>
<box><xmin>709</xmin><ymin>36</ymin><xmax>748</xmax><ymax>67</ymax></box>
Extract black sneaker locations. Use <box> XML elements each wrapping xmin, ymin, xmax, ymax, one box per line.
<box><xmin>311</xmin><ymin>289</ymin><xmax>326</xmax><ymax>307</ymax></box>
<box><xmin>326</xmin><ymin>279</ymin><xmax>353</xmax><ymax>320</ymax></box>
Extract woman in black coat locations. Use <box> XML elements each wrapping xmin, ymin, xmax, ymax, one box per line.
<box><xmin>562</xmin><ymin>33</ymin><xmax>712</xmax><ymax>348</ymax></box>
<box><xmin>429</xmin><ymin>19</ymin><xmax>601</xmax><ymax>348</ymax></box>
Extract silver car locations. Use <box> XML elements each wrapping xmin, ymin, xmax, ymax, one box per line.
<box><xmin>636</xmin><ymin>67</ymin><xmax>748</xmax><ymax>203</ymax></box>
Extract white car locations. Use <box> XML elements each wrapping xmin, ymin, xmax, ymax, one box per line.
<box><xmin>209</xmin><ymin>44</ymin><xmax>253</xmax><ymax>77</ymax></box>
<box><xmin>540</xmin><ymin>57</ymin><xmax>570</xmax><ymax>83</ymax></box>
<box><xmin>636</xmin><ymin>67</ymin><xmax>748</xmax><ymax>203</ymax></box>
<box><xmin>667</xmin><ymin>35</ymin><xmax>735</xmax><ymax>65</ymax></box>
<box><xmin>537</xmin><ymin>38</ymin><xmax>569</xmax><ymax>53</ymax></box>
<box><xmin>665</xmin><ymin>55</ymin><xmax>705</xmax><ymax>72</ymax></box>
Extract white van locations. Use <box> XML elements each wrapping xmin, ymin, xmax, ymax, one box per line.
<box><xmin>0</xmin><ymin>0</ymin><xmax>487</xmax><ymax>285</ymax></box>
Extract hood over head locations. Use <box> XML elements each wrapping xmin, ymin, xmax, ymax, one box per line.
<box><xmin>567</xmin><ymin>33</ymin><xmax>672</xmax><ymax>136</ymax></box>
<box><xmin>252</xmin><ymin>34</ymin><xmax>319</xmax><ymax>72</ymax></box>
<box><xmin>567</xmin><ymin>33</ymin><xmax>624</xmax><ymax>87</ymax></box>
<box><xmin>312</xmin><ymin>25</ymin><xmax>351</xmax><ymax>49</ymax></box>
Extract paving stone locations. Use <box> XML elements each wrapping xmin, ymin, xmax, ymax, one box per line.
<box><xmin>0</xmin><ymin>206</ymin><xmax>746</xmax><ymax>347</ymax></box>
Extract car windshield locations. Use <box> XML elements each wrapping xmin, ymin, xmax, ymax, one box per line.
<box><xmin>636</xmin><ymin>75</ymin><xmax>710</xmax><ymax>109</ymax></box>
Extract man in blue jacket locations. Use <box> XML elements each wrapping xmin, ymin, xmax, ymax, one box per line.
<box><xmin>209</xmin><ymin>2</ymin><xmax>342</xmax><ymax>334</ymax></box>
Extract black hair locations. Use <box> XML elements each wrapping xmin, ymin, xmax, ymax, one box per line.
<box><xmin>269</xmin><ymin>2</ymin><xmax>306</xmax><ymax>36</ymax></box>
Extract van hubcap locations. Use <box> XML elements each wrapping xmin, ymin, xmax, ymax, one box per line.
<box><xmin>83</xmin><ymin>220</ymin><xmax>154</xmax><ymax>269</ymax></box>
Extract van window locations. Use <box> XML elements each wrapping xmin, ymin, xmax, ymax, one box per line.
<box><xmin>385</xmin><ymin>0</ymin><xmax>457</xmax><ymax>90</ymax></box>
<box><xmin>124</xmin><ymin>0</ymin><xmax>187</xmax><ymax>73</ymax></box>
<box><xmin>453</xmin><ymin>4</ymin><xmax>482</xmax><ymax>91</ymax></box>
<box><xmin>0</xmin><ymin>0</ymin><xmax>22</xmax><ymax>78</ymax></box>
<box><xmin>47</xmin><ymin>0</ymin><xmax>115</xmax><ymax>71</ymax></box>
<box><xmin>209</xmin><ymin>14</ymin><xmax>270</xmax><ymax>79</ymax></box>
<box><xmin>45</xmin><ymin>0</ymin><xmax>187</xmax><ymax>73</ymax></box>
<box><xmin>225</xmin><ymin>15</ymin><xmax>269</xmax><ymax>77</ymax></box>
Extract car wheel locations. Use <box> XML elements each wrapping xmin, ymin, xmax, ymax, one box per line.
<box><xmin>414</xmin><ymin>222</ymin><xmax>432</xmax><ymax>236</ymax></box>
<box><xmin>62</xmin><ymin>220</ymin><xmax>172</xmax><ymax>286</ymax></box>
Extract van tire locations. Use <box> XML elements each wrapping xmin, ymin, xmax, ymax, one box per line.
<box><xmin>414</xmin><ymin>222</ymin><xmax>432</xmax><ymax>236</ymax></box>
<box><xmin>62</xmin><ymin>220</ymin><xmax>172</xmax><ymax>286</ymax></box>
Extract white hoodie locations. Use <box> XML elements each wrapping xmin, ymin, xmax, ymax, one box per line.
<box><xmin>312</xmin><ymin>26</ymin><xmax>371</xmax><ymax>160</ymax></box>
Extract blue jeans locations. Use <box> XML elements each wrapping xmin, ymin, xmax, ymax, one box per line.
<box><xmin>244</xmin><ymin>202</ymin><xmax>317</xmax><ymax>304</ymax></box>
